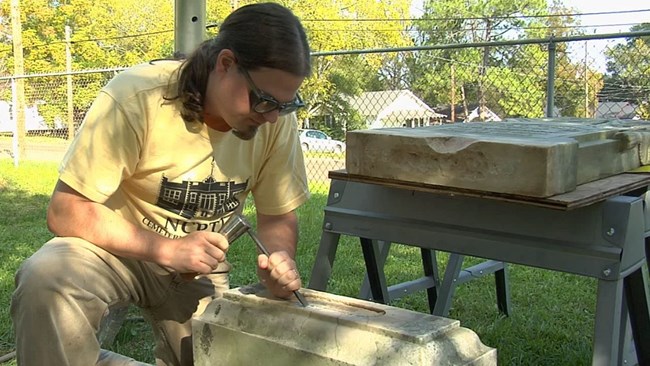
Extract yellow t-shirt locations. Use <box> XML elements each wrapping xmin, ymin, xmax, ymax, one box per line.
<box><xmin>59</xmin><ymin>61</ymin><xmax>309</xmax><ymax>239</ymax></box>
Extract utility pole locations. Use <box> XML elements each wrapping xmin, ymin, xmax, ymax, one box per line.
<box><xmin>450</xmin><ymin>64</ymin><xmax>456</xmax><ymax>123</ymax></box>
<box><xmin>478</xmin><ymin>19</ymin><xmax>491</xmax><ymax>122</ymax></box>
<box><xmin>65</xmin><ymin>25</ymin><xmax>74</xmax><ymax>140</ymax></box>
<box><xmin>584</xmin><ymin>41</ymin><xmax>589</xmax><ymax>118</ymax></box>
<box><xmin>461</xmin><ymin>86</ymin><xmax>469</xmax><ymax>123</ymax></box>
<box><xmin>10</xmin><ymin>0</ymin><xmax>25</xmax><ymax>163</ymax></box>
<box><xmin>546</xmin><ymin>40</ymin><xmax>556</xmax><ymax>118</ymax></box>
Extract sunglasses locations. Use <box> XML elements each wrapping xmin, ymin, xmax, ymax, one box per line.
<box><xmin>239</xmin><ymin>67</ymin><xmax>305</xmax><ymax>116</ymax></box>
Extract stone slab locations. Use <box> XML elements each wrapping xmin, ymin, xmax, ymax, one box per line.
<box><xmin>345</xmin><ymin>118</ymin><xmax>650</xmax><ymax>197</ymax></box>
<box><xmin>193</xmin><ymin>284</ymin><xmax>496</xmax><ymax>366</ymax></box>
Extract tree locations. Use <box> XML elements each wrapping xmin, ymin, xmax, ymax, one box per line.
<box><xmin>411</xmin><ymin>0</ymin><xmax>548</xmax><ymax>120</ymax></box>
<box><xmin>601</xmin><ymin>23</ymin><xmax>650</xmax><ymax>119</ymax></box>
<box><xmin>0</xmin><ymin>0</ymin><xmax>173</xmax><ymax>73</ymax></box>
<box><xmin>0</xmin><ymin>0</ymin><xmax>176</xmax><ymax>128</ymax></box>
<box><xmin>282</xmin><ymin>0</ymin><xmax>413</xmax><ymax>134</ymax></box>
<box><xmin>0</xmin><ymin>0</ymin><xmax>414</xmax><ymax>136</ymax></box>
<box><xmin>410</xmin><ymin>0</ymin><xmax>595</xmax><ymax>121</ymax></box>
<box><xmin>539</xmin><ymin>1</ymin><xmax>602</xmax><ymax>118</ymax></box>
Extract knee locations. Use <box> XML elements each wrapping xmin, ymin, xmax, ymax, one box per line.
<box><xmin>14</xmin><ymin>247</ymin><xmax>69</xmax><ymax>302</ymax></box>
<box><xmin>13</xmin><ymin>239</ymin><xmax>96</xmax><ymax>302</ymax></box>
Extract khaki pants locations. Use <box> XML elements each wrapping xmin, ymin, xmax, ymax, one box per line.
<box><xmin>11</xmin><ymin>237</ymin><xmax>230</xmax><ymax>366</ymax></box>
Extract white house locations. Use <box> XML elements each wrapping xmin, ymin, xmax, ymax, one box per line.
<box><xmin>595</xmin><ymin>101</ymin><xmax>639</xmax><ymax>119</ymax></box>
<box><xmin>435</xmin><ymin>104</ymin><xmax>502</xmax><ymax>123</ymax></box>
<box><xmin>348</xmin><ymin>90</ymin><xmax>446</xmax><ymax>129</ymax></box>
<box><xmin>0</xmin><ymin>101</ymin><xmax>48</xmax><ymax>133</ymax></box>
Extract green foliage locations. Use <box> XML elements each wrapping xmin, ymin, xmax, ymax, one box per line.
<box><xmin>413</xmin><ymin>0</ymin><xmax>550</xmax><ymax>115</ymax></box>
<box><xmin>486</xmin><ymin>67</ymin><xmax>545</xmax><ymax>117</ymax></box>
<box><xmin>290</xmin><ymin>0</ymin><xmax>414</xmax><ymax>128</ymax></box>
<box><xmin>0</xmin><ymin>0</ymin><xmax>644</xmax><ymax>134</ymax></box>
<box><xmin>411</xmin><ymin>0</ymin><xmax>600</xmax><ymax>120</ymax></box>
<box><xmin>630</xmin><ymin>23</ymin><xmax>650</xmax><ymax>46</ymax></box>
<box><xmin>0</xmin><ymin>0</ymin><xmax>175</xmax><ymax>72</ymax></box>
<box><xmin>0</xmin><ymin>0</ymin><xmax>176</xmax><ymax>130</ymax></box>
<box><xmin>603</xmin><ymin>35</ymin><xmax>650</xmax><ymax>119</ymax></box>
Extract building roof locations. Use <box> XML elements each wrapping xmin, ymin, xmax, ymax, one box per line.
<box><xmin>466</xmin><ymin>107</ymin><xmax>502</xmax><ymax>122</ymax></box>
<box><xmin>435</xmin><ymin>104</ymin><xmax>502</xmax><ymax>122</ymax></box>
<box><xmin>595</xmin><ymin>102</ymin><xmax>638</xmax><ymax>119</ymax></box>
<box><xmin>349</xmin><ymin>90</ymin><xmax>445</xmax><ymax>121</ymax></box>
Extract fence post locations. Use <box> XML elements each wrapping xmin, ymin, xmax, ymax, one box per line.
<box><xmin>174</xmin><ymin>0</ymin><xmax>206</xmax><ymax>56</ymax></box>
<box><xmin>65</xmin><ymin>25</ymin><xmax>74</xmax><ymax>140</ymax></box>
<box><xmin>546</xmin><ymin>38</ymin><xmax>556</xmax><ymax>118</ymax></box>
<box><xmin>11</xmin><ymin>78</ymin><xmax>19</xmax><ymax>166</ymax></box>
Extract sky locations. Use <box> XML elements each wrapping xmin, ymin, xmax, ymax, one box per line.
<box><xmin>561</xmin><ymin>0</ymin><xmax>648</xmax><ymax>34</ymax></box>
<box><xmin>409</xmin><ymin>0</ymin><xmax>649</xmax><ymax>33</ymax></box>
<box><xmin>409</xmin><ymin>0</ymin><xmax>649</xmax><ymax>72</ymax></box>
<box><xmin>561</xmin><ymin>0</ymin><xmax>648</xmax><ymax>72</ymax></box>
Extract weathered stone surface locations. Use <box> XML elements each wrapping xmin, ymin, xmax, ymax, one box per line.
<box><xmin>345</xmin><ymin>118</ymin><xmax>650</xmax><ymax>197</ymax></box>
<box><xmin>193</xmin><ymin>285</ymin><xmax>496</xmax><ymax>366</ymax></box>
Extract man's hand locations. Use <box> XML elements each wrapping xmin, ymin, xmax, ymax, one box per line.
<box><xmin>257</xmin><ymin>250</ymin><xmax>302</xmax><ymax>299</ymax></box>
<box><xmin>162</xmin><ymin>231</ymin><xmax>229</xmax><ymax>275</ymax></box>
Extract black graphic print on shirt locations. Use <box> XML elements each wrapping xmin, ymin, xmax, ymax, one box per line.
<box><xmin>156</xmin><ymin>174</ymin><xmax>248</xmax><ymax>219</ymax></box>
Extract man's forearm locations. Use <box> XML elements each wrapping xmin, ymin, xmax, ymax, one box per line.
<box><xmin>255</xmin><ymin>211</ymin><xmax>299</xmax><ymax>258</ymax></box>
<box><xmin>47</xmin><ymin>182</ymin><xmax>170</xmax><ymax>264</ymax></box>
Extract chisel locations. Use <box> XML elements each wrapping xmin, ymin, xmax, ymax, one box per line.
<box><xmin>246</xmin><ymin>228</ymin><xmax>309</xmax><ymax>307</ymax></box>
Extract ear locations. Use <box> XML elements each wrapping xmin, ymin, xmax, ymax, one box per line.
<box><xmin>215</xmin><ymin>49</ymin><xmax>237</xmax><ymax>74</ymax></box>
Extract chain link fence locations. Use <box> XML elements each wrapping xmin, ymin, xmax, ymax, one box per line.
<box><xmin>2</xmin><ymin>32</ymin><xmax>649</xmax><ymax>196</ymax></box>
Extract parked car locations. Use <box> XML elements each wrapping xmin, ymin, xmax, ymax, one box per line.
<box><xmin>299</xmin><ymin>129</ymin><xmax>345</xmax><ymax>153</ymax></box>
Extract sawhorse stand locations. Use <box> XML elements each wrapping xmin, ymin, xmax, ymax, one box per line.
<box><xmin>309</xmin><ymin>171</ymin><xmax>650</xmax><ymax>366</ymax></box>
<box><xmin>356</xmin><ymin>239</ymin><xmax>510</xmax><ymax>317</ymax></box>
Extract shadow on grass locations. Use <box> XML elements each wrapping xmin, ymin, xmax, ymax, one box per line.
<box><xmin>0</xmin><ymin>183</ymin><xmax>54</xmax><ymax>357</ymax></box>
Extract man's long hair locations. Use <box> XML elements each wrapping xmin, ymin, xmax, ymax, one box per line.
<box><xmin>169</xmin><ymin>3</ymin><xmax>311</xmax><ymax>123</ymax></box>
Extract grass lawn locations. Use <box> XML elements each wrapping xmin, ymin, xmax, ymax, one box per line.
<box><xmin>0</xmin><ymin>158</ymin><xmax>640</xmax><ymax>365</ymax></box>
<box><xmin>302</xmin><ymin>150</ymin><xmax>345</xmax><ymax>160</ymax></box>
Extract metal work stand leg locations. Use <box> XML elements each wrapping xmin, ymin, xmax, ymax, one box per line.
<box><xmin>458</xmin><ymin>261</ymin><xmax>511</xmax><ymax>316</ymax></box>
<box><xmin>593</xmin><ymin>278</ymin><xmax>625</xmax><ymax>366</ymax></box>
<box><xmin>359</xmin><ymin>241</ymin><xmax>391</xmax><ymax>301</ymax></box>
<box><xmin>495</xmin><ymin>265</ymin><xmax>512</xmax><ymax>316</ymax></box>
<box><xmin>624</xmin><ymin>267</ymin><xmax>650</xmax><ymax>365</ymax></box>
<box><xmin>308</xmin><ymin>231</ymin><xmax>341</xmax><ymax>291</ymax></box>
<box><xmin>421</xmin><ymin>248</ymin><xmax>440</xmax><ymax>313</ymax></box>
<box><xmin>359</xmin><ymin>243</ymin><xmax>510</xmax><ymax>317</ymax></box>
<box><xmin>360</xmin><ymin>238</ymin><xmax>390</xmax><ymax>304</ymax></box>
<box><xmin>433</xmin><ymin>254</ymin><xmax>465</xmax><ymax>317</ymax></box>
<box><xmin>432</xmin><ymin>256</ymin><xmax>511</xmax><ymax>317</ymax></box>
<box><xmin>359</xmin><ymin>243</ymin><xmax>441</xmax><ymax>313</ymax></box>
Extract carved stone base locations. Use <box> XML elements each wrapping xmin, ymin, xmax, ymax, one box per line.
<box><xmin>193</xmin><ymin>285</ymin><xmax>496</xmax><ymax>366</ymax></box>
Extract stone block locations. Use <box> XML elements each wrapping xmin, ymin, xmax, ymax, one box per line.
<box><xmin>193</xmin><ymin>285</ymin><xmax>496</xmax><ymax>366</ymax></box>
<box><xmin>345</xmin><ymin>118</ymin><xmax>650</xmax><ymax>197</ymax></box>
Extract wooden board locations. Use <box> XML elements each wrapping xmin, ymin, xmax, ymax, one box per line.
<box><xmin>328</xmin><ymin>170</ymin><xmax>650</xmax><ymax>210</ymax></box>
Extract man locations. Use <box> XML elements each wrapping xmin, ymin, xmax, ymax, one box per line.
<box><xmin>11</xmin><ymin>3</ymin><xmax>311</xmax><ymax>365</ymax></box>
